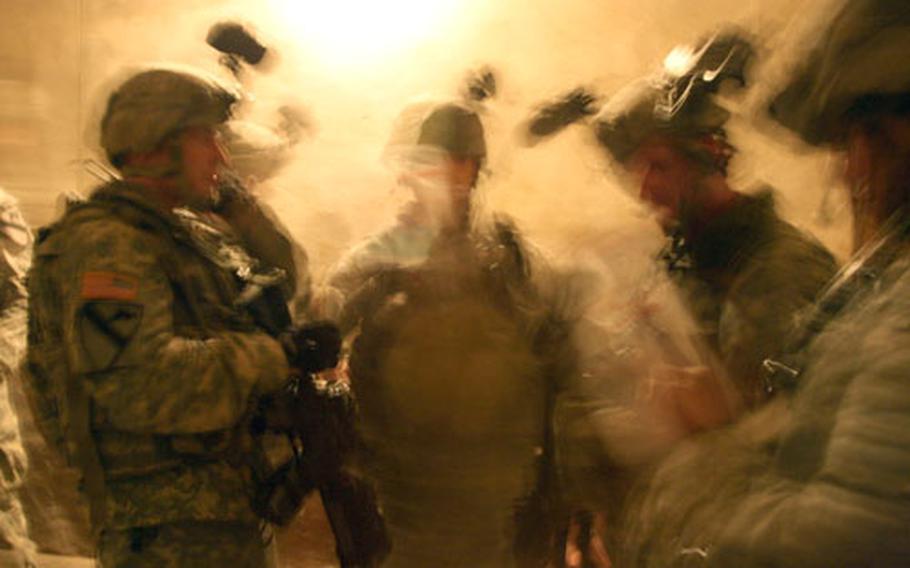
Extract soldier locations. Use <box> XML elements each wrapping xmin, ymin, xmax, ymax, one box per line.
<box><xmin>24</xmin><ymin>66</ymin><xmax>303</xmax><ymax>567</ymax></box>
<box><xmin>321</xmin><ymin>100</ymin><xmax>579</xmax><ymax>567</ymax></box>
<box><xmin>522</xmin><ymin>33</ymin><xmax>838</xmax><ymax>563</ymax></box>
<box><xmin>0</xmin><ymin>187</ymin><xmax>37</xmax><ymax>567</ymax></box>
<box><xmin>621</xmin><ymin>1</ymin><xmax>910</xmax><ymax>566</ymax></box>
<box><xmin>545</xmin><ymin>33</ymin><xmax>837</xmax><ymax>417</ymax></box>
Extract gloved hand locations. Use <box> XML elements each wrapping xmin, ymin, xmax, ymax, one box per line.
<box><xmin>464</xmin><ymin>66</ymin><xmax>497</xmax><ymax>102</ymax></box>
<box><xmin>528</xmin><ymin>87</ymin><xmax>599</xmax><ymax>138</ymax></box>
<box><xmin>280</xmin><ymin>320</ymin><xmax>342</xmax><ymax>374</ymax></box>
<box><xmin>206</xmin><ymin>21</ymin><xmax>267</xmax><ymax>65</ymax></box>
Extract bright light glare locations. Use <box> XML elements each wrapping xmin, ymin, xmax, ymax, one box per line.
<box><xmin>270</xmin><ymin>0</ymin><xmax>459</xmax><ymax>68</ymax></box>
<box><xmin>663</xmin><ymin>45</ymin><xmax>695</xmax><ymax>77</ymax></box>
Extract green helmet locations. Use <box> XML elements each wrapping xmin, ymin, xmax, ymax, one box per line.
<box><xmin>770</xmin><ymin>0</ymin><xmax>910</xmax><ymax>146</ymax></box>
<box><xmin>595</xmin><ymin>32</ymin><xmax>753</xmax><ymax>165</ymax></box>
<box><xmin>417</xmin><ymin>103</ymin><xmax>487</xmax><ymax>160</ymax></box>
<box><xmin>594</xmin><ymin>78</ymin><xmax>731</xmax><ymax>164</ymax></box>
<box><xmin>101</xmin><ymin>66</ymin><xmax>239</xmax><ymax>167</ymax></box>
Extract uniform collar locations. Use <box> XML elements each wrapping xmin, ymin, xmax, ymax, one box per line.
<box><xmin>687</xmin><ymin>189</ymin><xmax>776</xmax><ymax>278</ymax></box>
<box><xmin>89</xmin><ymin>180</ymin><xmax>186</xmax><ymax>231</ymax></box>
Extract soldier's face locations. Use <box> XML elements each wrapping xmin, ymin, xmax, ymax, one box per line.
<box><xmin>627</xmin><ymin>138</ymin><xmax>700</xmax><ymax>230</ymax></box>
<box><xmin>843</xmin><ymin>117</ymin><xmax>910</xmax><ymax>249</ymax></box>
<box><xmin>179</xmin><ymin>125</ymin><xmax>229</xmax><ymax>208</ymax></box>
<box><xmin>444</xmin><ymin>155</ymin><xmax>480</xmax><ymax>211</ymax></box>
<box><xmin>408</xmin><ymin>152</ymin><xmax>480</xmax><ymax>228</ymax></box>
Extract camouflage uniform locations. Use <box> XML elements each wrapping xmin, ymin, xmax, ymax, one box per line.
<box><xmin>527</xmin><ymin>35</ymin><xmax>838</xmax><ymax>559</ymax></box>
<box><xmin>621</xmin><ymin>213</ymin><xmax>910</xmax><ymax>568</ymax></box>
<box><xmin>97</xmin><ymin>521</ymin><xmax>274</xmax><ymax>568</ymax></box>
<box><xmin>26</xmin><ymin>180</ymin><xmax>289</xmax><ymax>567</ymax></box>
<box><xmin>621</xmin><ymin>1</ymin><xmax>910</xmax><ymax>566</ymax></box>
<box><xmin>326</xmin><ymin>215</ymin><xmax>576</xmax><ymax>568</ymax></box>
<box><xmin>587</xmin><ymin>33</ymin><xmax>837</xmax><ymax>407</ymax></box>
<box><xmin>0</xmin><ymin>189</ymin><xmax>30</xmax><ymax>314</ymax></box>
<box><xmin>0</xmin><ymin>188</ymin><xmax>37</xmax><ymax>567</ymax></box>
<box><xmin>665</xmin><ymin>189</ymin><xmax>837</xmax><ymax>406</ymax></box>
<box><xmin>321</xmin><ymin>99</ymin><xmax>593</xmax><ymax>566</ymax></box>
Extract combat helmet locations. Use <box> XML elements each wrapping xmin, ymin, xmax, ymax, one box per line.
<box><xmin>770</xmin><ymin>0</ymin><xmax>910</xmax><ymax>146</ymax></box>
<box><xmin>101</xmin><ymin>66</ymin><xmax>239</xmax><ymax>168</ymax></box>
<box><xmin>417</xmin><ymin>103</ymin><xmax>487</xmax><ymax>161</ymax></box>
<box><xmin>595</xmin><ymin>31</ymin><xmax>754</xmax><ymax>169</ymax></box>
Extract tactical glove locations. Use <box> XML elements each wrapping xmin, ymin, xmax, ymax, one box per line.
<box><xmin>280</xmin><ymin>320</ymin><xmax>342</xmax><ymax>374</ymax></box>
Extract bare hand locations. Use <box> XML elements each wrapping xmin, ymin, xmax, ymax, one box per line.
<box><xmin>641</xmin><ymin>364</ymin><xmax>739</xmax><ymax>436</ymax></box>
<box><xmin>565</xmin><ymin>511</ymin><xmax>612</xmax><ymax>568</ymax></box>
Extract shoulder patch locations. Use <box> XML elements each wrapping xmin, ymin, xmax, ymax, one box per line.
<box><xmin>79</xmin><ymin>301</ymin><xmax>144</xmax><ymax>371</ymax></box>
<box><xmin>81</xmin><ymin>272</ymin><xmax>139</xmax><ymax>300</ymax></box>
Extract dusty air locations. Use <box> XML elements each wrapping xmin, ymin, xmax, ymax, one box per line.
<box><xmin>2</xmin><ymin>0</ymin><xmax>909</xmax><ymax>567</ymax></box>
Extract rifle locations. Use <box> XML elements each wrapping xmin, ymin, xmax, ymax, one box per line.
<box><xmin>513</xmin><ymin>422</ymin><xmax>568</xmax><ymax>567</ymax></box>
<box><xmin>512</xmin><ymin>305</ymin><xmax>576</xmax><ymax>568</ymax></box>
<box><xmin>242</xmin><ymin>290</ymin><xmax>391</xmax><ymax>567</ymax></box>
<box><xmin>512</xmin><ymin>300</ymin><xmax>611</xmax><ymax>568</ymax></box>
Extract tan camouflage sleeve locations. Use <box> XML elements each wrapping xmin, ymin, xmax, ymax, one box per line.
<box><xmin>719</xmin><ymin>237</ymin><xmax>836</xmax><ymax>404</ymax></box>
<box><xmin>61</xmin><ymin>218</ymin><xmax>289</xmax><ymax>434</ymax></box>
<box><xmin>0</xmin><ymin>192</ymin><xmax>33</xmax><ymax>310</ymax></box>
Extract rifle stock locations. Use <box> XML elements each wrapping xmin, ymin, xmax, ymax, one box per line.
<box><xmin>244</xmin><ymin>284</ymin><xmax>390</xmax><ymax>566</ymax></box>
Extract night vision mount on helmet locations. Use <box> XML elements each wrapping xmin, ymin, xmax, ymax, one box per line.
<box><xmin>594</xmin><ymin>30</ymin><xmax>754</xmax><ymax>164</ymax></box>
<box><xmin>524</xmin><ymin>31</ymin><xmax>754</xmax><ymax>165</ymax></box>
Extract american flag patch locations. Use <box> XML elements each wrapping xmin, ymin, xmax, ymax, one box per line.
<box><xmin>80</xmin><ymin>272</ymin><xmax>139</xmax><ymax>300</ymax></box>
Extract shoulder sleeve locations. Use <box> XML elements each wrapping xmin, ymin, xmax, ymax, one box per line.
<box><xmin>719</xmin><ymin>227</ymin><xmax>837</xmax><ymax>398</ymax></box>
<box><xmin>709</xmin><ymin>289</ymin><xmax>910</xmax><ymax>567</ymax></box>
<box><xmin>59</xmin><ymin>217</ymin><xmax>289</xmax><ymax>434</ymax></box>
<box><xmin>315</xmin><ymin>234</ymin><xmax>400</xmax><ymax>325</ymax></box>
<box><xmin>0</xmin><ymin>196</ymin><xmax>33</xmax><ymax>308</ymax></box>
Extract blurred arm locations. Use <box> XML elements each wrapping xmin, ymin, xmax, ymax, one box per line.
<box><xmin>63</xmin><ymin>218</ymin><xmax>289</xmax><ymax>434</ymax></box>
